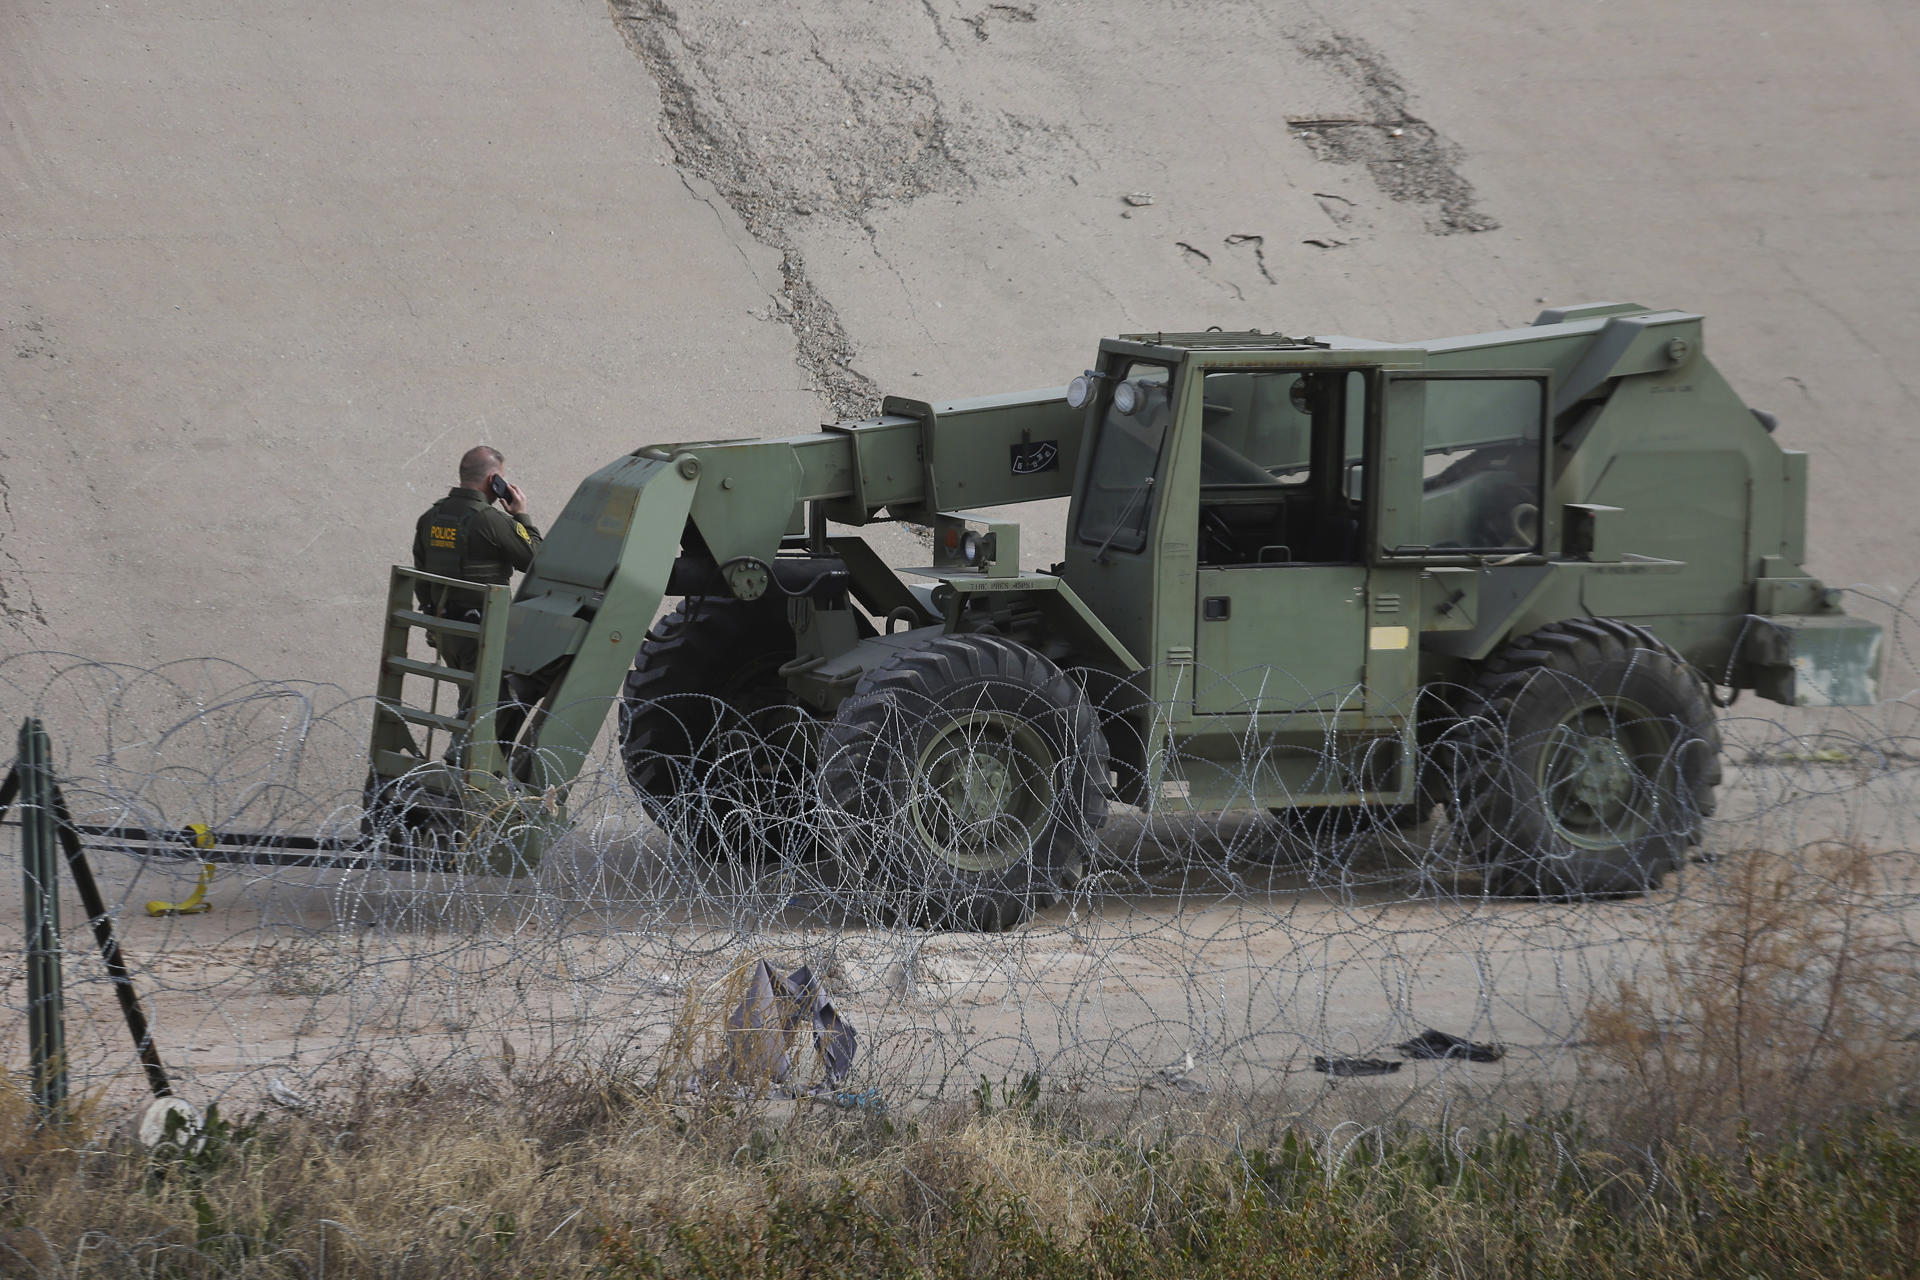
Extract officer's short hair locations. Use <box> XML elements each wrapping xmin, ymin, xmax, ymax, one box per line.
<box><xmin>459</xmin><ymin>445</ymin><xmax>505</xmax><ymax>485</ymax></box>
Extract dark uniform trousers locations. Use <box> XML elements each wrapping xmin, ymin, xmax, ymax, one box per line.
<box><xmin>412</xmin><ymin>487</ymin><xmax>545</xmax><ymax>756</ymax></box>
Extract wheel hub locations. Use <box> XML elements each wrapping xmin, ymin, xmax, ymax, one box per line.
<box><xmin>948</xmin><ymin>751</ymin><xmax>1015</xmax><ymax>826</ymax></box>
<box><xmin>911</xmin><ymin>709</ymin><xmax>1055</xmax><ymax>873</ymax></box>
<box><xmin>1539</xmin><ymin>698</ymin><xmax>1671</xmax><ymax>846</ymax></box>
<box><xmin>1568</xmin><ymin>736</ymin><xmax>1635</xmax><ymax>812</ymax></box>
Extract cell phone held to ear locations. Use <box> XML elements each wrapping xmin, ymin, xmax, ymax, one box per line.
<box><xmin>488</xmin><ymin>474</ymin><xmax>511</xmax><ymax>503</ymax></box>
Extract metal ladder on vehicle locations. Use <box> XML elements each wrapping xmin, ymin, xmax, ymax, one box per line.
<box><xmin>367</xmin><ymin>567</ymin><xmax>513</xmax><ymax>791</ymax></box>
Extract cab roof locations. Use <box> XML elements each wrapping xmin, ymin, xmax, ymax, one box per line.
<box><xmin>1103</xmin><ymin>330</ymin><xmax>1413</xmax><ymax>364</ymax></box>
<box><xmin>1114</xmin><ymin>330</ymin><xmax>1326</xmax><ymax>350</ymax></box>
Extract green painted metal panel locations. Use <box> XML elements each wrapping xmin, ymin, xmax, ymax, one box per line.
<box><xmin>465</xmin><ymin>582</ymin><xmax>512</xmax><ymax>780</ymax></box>
<box><xmin>687</xmin><ymin>441</ymin><xmax>806</xmax><ymax>567</ymax></box>
<box><xmin>521</xmin><ymin>453</ymin><xmax>661</xmax><ymax>591</ymax></box>
<box><xmin>817</xmin><ymin>418</ymin><xmax>921</xmax><ymax>521</ymax></box>
<box><xmin>505</xmin><ymin>452</ymin><xmax>676</xmax><ymax>676</ymax></box>
<box><xmin>884</xmin><ymin>388</ymin><xmax>1085</xmax><ymax>513</ymax></box>
<box><xmin>516</xmin><ymin>458</ymin><xmax>698</xmax><ymax>786</ymax></box>
<box><xmin>1580</xmin><ymin>448</ymin><xmax>1749</xmax><ymax>620</ymax></box>
<box><xmin>905</xmin><ymin>568</ymin><xmax>1142</xmax><ymax>672</ymax></box>
<box><xmin>1742</xmin><ymin>613</ymin><xmax>1883</xmax><ymax>707</ymax></box>
<box><xmin>1192</xmin><ymin>565</ymin><xmax>1366</xmax><ymax>713</ymax></box>
<box><xmin>1173</xmin><ymin>725</ymin><xmax>1411</xmax><ymax>810</ymax></box>
<box><xmin>1780</xmin><ymin>450</ymin><xmax>1809</xmax><ymax>568</ymax></box>
<box><xmin>1373</xmin><ymin>375</ymin><xmax>1424</xmax><ymax>556</ymax></box>
<box><xmin>1364</xmin><ymin>566</ymin><xmax>1421</xmax><ymax>716</ymax></box>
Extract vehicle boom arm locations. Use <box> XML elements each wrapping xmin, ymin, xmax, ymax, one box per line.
<box><xmin>505</xmin><ymin>386</ymin><xmax>1083</xmax><ymax>784</ymax></box>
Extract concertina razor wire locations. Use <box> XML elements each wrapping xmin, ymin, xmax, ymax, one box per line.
<box><xmin>2</xmin><ymin>579</ymin><xmax>1917</xmax><ymax>1128</ymax></box>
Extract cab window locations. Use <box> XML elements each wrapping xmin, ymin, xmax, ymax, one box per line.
<box><xmin>1196</xmin><ymin>369</ymin><xmax>1368</xmax><ymax>567</ymax></box>
<box><xmin>1417</xmin><ymin>378</ymin><xmax>1545</xmax><ymax>552</ymax></box>
<box><xmin>1075</xmin><ymin>362</ymin><xmax>1174</xmax><ymax>554</ymax></box>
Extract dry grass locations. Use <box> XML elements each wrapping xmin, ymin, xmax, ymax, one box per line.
<box><xmin>1584</xmin><ymin>842</ymin><xmax>1920</xmax><ymax>1148</ymax></box>
<box><xmin>0</xmin><ymin>1055</ymin><xmax>1119</xmax><ymax>1278</ymax></box>
<box><xmin>5</xmin><ymin>1056</ymin><xmax>1919</xmax><ymax>1278</ymax></box>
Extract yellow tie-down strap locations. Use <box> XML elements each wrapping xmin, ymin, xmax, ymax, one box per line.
<box><xmin>146</xmin><ymin>824</ymin><xmax>217</xmax><ymax>916</ymax></box>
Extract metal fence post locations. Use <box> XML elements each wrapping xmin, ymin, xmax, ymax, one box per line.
<box><xmin>19</xmin><ymin>716</ymin><xmax>70</xmax><ymax>1126</ymax></box>
<box><xmin>50</xmin><ymin>782</ymin><xmax>172</xmax><ymax>1099</ymax></box>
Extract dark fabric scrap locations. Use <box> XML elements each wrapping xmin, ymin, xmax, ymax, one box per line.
<box><xmin>1393</xmin><ymin>1028</ymin><xmax>1504</xmax><ymax>1063</ymax></box>
<box><xmin>1311</xmin><ymin>1055</ymin><xmax>1402</xmax><ymax>1077</ymax></box>
<box><xmin>704</xmin><ymin>959</ymin><xmax>858</xmax><ymax>1090</ymax></box>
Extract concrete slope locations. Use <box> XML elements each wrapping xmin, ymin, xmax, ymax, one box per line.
<box><xmin>1</xmin><ymin>0</ymin><xmax>817</xmax><ymax>690</ymax></box>
<box><xmin>623</xmin><ymin>0</ymin><xmax>1920</xmax><ymax>591</ymax></box>
<box><xmin>3</xmin><ymin>0</ymin><xmax>1916</xmax><ymax>691</ymax></box>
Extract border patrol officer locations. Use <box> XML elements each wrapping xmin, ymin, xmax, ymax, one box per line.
<box><xmin>412</xmin><ymin>446</ymin><xmax>543</xmax><ymax>743</ymax></box>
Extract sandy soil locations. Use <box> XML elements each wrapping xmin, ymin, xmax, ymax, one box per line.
<box><xmin>7</xmin><ymin>746</ymin><xmax>1914</xmax><ymax>1124</ymax></box>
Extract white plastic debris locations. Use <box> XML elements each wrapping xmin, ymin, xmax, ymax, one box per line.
<box><xmin>267</xmin><ymin>1077</ymin><xmax>314</xmax><ymax>1112</ymax></box>
<box><xmin>138</xmin><ymin>1096</ymin><xmax>205</xmax><ymax>1150</ymax></box>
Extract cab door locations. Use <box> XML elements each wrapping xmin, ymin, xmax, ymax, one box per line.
<box><xmin>1188</xmin><ymin>368</ymin><xmax>1378</xmax><ymax>715</ymax></box>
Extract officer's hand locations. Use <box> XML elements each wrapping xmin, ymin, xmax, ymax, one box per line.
<box><xmin>505</xmin><ymin>482</ymin><xmax>529</xmax><ymax>517</ymax></box>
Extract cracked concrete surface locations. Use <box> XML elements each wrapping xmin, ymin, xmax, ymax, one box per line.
<box><xmin>1</xmin><ymin>0</ymin><xmax>1918</xmax><ymax>1125</ymax></box>
<box><xmin>1</xmin><ymin>0</ymin><xmax>1918</xmax><ymax>688</ymax></box>
<box><xmin>0</xmin><ymin>461</ymin><xmax>49</xmax><ymax>639</ymax></box>
<box><xmin>1</xmin><ymin>315</ymin><xmax>53</xmax><ymax>639</ymax></box>
<box><xmin>608</xmin><ymin>0</ymin><xmax>886</xmax><ymax>417</ymax></box>
<box><xmin>608</xmin><ymin>0</ymin><xmax>1079</xmax><ymax>417</ymax></box>
<box><xmin>1287</xmin><ymin>32</ymin><xmax>1498</xmax><ymax>235</ymax></box>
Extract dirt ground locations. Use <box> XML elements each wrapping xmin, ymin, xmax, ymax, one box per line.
<box><xmin>5</xmin><ymin>740</ymin><xmax>1913</xmax><ymax>1127</ymax></box>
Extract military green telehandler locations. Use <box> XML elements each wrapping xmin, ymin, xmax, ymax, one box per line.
<box><xmin>365</xmin><ymin>302</ymin><xmax>1882</xmax><ymax>925</ymax></box>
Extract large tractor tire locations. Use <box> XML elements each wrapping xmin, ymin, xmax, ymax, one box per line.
<box><xmin>618</xmin><ymin>596</ymin><xmax>814</xmax><ymax>861</ymax></box>
<box><xmin>819</xmin><ymin>633</ymin><xmax>1109</xmax><ymax>931</ymax></box>
<box><xmin>1447</xmin><ymin>618</ymin><xmax>1721</xmax><ymax>897</ymax></box>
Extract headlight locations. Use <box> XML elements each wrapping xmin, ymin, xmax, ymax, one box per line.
<box><xmin>1113</xmin><ymin>380</ymin><xmax>1142</xmax><ymax>416</ymax></box>
<box><xmin>1066</xmin><ymin>374</ymin><xmax>1093</xmax><ymax>409</ymax></box>
<box><xmin>959</xmin><ymin>530</ymin><xmax>997</xmax><ymax>568</ymax></box>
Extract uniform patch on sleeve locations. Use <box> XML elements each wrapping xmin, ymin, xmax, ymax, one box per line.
<box><xmin>515</xmin><ymin>522</ymin><xmax>531</xmax><ymax>543</ymax></box>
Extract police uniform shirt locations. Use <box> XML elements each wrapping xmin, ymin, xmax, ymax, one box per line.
<box><xmin>412</xmin><ymin>487</ymin><xmax>543</xmax><ymax>616</ymax></box>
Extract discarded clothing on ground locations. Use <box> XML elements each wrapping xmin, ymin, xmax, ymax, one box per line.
<box><xmin>1311</xmin><ymin>1055</ymin><xmax>1402</xmax><ymax>1077</ymax></box>
<box><xmin>693</xmin><ymin>959</ymin><xmax>857</xmax><ymax>1097</ymax></box>
<box><xmin>1393</xmin><ymin>1028</ymin><xmax>1504</xmax><ymax>1063</ymax></box>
